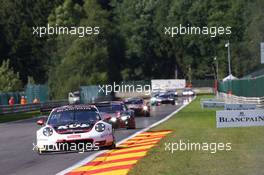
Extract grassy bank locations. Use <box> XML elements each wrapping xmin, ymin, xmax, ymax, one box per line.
<box><xmin>0</xmin><ymin>111</ymin><xmax>40</xmax><ymax>123</ymax></box>
<box><xmin>129</xmin><ymin>95</ymin><xmax>264</xmax><ymax>175</ymax></box>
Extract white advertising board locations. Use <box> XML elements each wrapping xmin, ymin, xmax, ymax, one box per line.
<box><xmin>201</xmin><ymin>101</ymin><xmax>225</xmax><ymax>109</ymax></box>
<box><xmin>216</xmin><ymin>110</ymin><xmax>264</xmax><ymax>128</ymax></box>
<box><xmin>224</xmin><ymin>103</ymin><xmax>256</xmax><ymax>110</ymax></box>
<box><xmin>151</xmin><ymin>79</ymin><xmax>186</xmax><ymax>91</ymax></box>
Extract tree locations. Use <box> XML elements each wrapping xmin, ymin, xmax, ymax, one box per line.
<box><xmin>0</xmin><ymin>60</ymin><xmax>22</xmax><ymax>92</ymax></box>
<box><xmin>0</xmin><ymin>0</ymin><xmax>263</xmax><ymax>98</ymax></box>
<box><xmin>112</xmin><ymin>0</ymin><xmax>176</xmax><ymax>80</ymax></box>
<box><xmin>48</xmin><ymin>0</ymin><xmax>113</xmax><ymax>98</ymax></box>
<box><xmin>0</xmin><ymin>0</ymin><xmax>63</xmax><ymax>84</ymax></box>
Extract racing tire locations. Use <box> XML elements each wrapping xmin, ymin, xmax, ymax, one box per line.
<box><xmin>104</xmin><ymin>136</ymin><xmax>116</xmax><ymax>149</ymax></box>
<box><xmin>127</xmin><ymin>123</ymin><xmax>136</xmax><ymax>129</ymax></box>
<box><xmin>144</xmin><ymin>111</ymin><xmax>150</xmax><ymax>117</ymax></box>
<box><xmin>108</xmin><ymin>142</ymin><xmax>116</xmax><ymax>149</ymax></box>
<box><xmin>126</xmin><ymin>117</ymin><xmax>136</xmax><ymax>129</ymax></box>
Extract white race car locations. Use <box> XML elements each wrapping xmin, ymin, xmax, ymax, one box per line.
<box><xmin>182</xmin><ymin>88</ymin><xmax>195</xmax><ymax>96</ymax></box>
<box><xmin>35</xmin><ymin>105</ymin><xmax>115</xmax><ymax>154</ymax></box>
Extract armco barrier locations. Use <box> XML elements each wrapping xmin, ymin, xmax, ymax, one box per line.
<box><xmin>217</xmin><ymin>92</ymin><xmax>264</xmax><ymax>108</ymax></box>
<box><xmin>0</xmin><ymin>103</ymin><xmax>40</xmax><ymax>115</ymax></box>
<box><xmin>0</xmin><ymin>100</ymin><xmax>68</xmax><ymax>115</ymax></box>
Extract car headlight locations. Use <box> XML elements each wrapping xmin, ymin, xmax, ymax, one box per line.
<box><xmin>110</xmin><ymin>117</ymin><xmax>117</xmax><ymax>122</ymax></box>
<box><xmin>156</xmin><ymin>98</ymin><xmax>162</xmax><ymax>102</ymax></box>
<box><xmin>95</xmin><ymin>123</ymin><xmax>105</xmax><ymax>132</ymax></box>
<box><xmin>151</xmin><ymin>97</ymin><xmax>156</xmax><ymax>101</ymax></box>
<box><xmin>43</xmin><ymin>127</ymin><xmax>53</xmax><ymax>137</ymax></box>
<box><xmin>143</xmin><ymin>106</ymin><xmax>148</xmax><ymax>111</ymax></box>
<box><xmin>121</xmin><ymin>115</ymin><xmax>129</xmax><ymax>121</ymax></box>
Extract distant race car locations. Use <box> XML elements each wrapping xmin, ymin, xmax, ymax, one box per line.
<box><xmin>150</xmin><ymin>91</ymin><xmax>176</xmax><ymax>106</ymax></box>
<box><xmin>68</xmin><ymin>91</ymin><xmax>80</xmax><ymax>104</ymax></box>
<box><xmin>182</xmin><ymin>88</ymin><xmax>195</xmax><ymax>96</ymax></box>
<box><xmin>35</xmin><ymin>105</ymin><xmax>115</xmax><ymax>154</ymax></box>
<box><xmin>164</xmin><ymin>89</ymin><xmax>178</xmax><ymax>97</ymax></box>
<box><xmin>124</xmin><ymin>97</ymin><xmax>150</xmax><ymax>117</ymax></box>
<box><xmin>95</xmin><ymin>101</ymin><xmax>136</xmax><ymax>129</ymax></box>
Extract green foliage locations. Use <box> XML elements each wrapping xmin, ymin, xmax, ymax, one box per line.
<box><xmin>48</xmin><ymin>0</ymin><xmax>111</xmax><ymax>98</ymax></box>
<box><xmin>0</xmin><ymin>0</ymin><xmax>63</xmax><ymax>84</ymax></box>
<box><xmin>129</xmin><ymin>95</ymin><xmax>264</xmax><ymax>175</ymax></box>
<box><xmin>113</xmin><ymin>0</ymin><xmax>259</xmax><ymax>80</ymax></box>
<box><xmin>0</xmin><ymin>0</ymin><xmax>263</xmax><ymax>98</ymax></box>
<box><xmin>27</xmin><ymin>76</ymin><xmax>36</xmax><ymax>85</ymax></box>
<box><xmin>0</xmin><ymin>60</ymin><xmax>22</xmax><ymax>92</ymax></box>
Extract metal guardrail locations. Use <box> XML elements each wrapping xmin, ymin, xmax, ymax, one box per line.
<box><xmin>0</xmin><ymin>103</ymin><xmax>40</xmax><ymax>114</ymax></box>
<box><xmin>217</xmin><ymin>92</ymin><xmax>264</xmax><ymax>108</ymax></box>
<box><xmin>0</xmin><ymin>100</ymin><xmax>68</xmax><ymax>115</ymax></box>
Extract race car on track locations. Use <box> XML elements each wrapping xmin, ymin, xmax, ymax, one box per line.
<box><xmin>182</xmin><ymin>88</ymin><xmax>195</xmax><ymax>96</ymax></box>
<box><xmin>124</xmin><ymin>97</ymin><xmax>150</xmax><ymax>117</ymax></box>
<box><xmin>150</xmin><ymin>91</ymin><xmax>176</xmax><ymax>106</ymax></box>
<box><xmin>95</xmin><ymin>101</ymin><xmax>136</xmax><ymax>129</ymax></box>
<box><xmin>35</xmin><ymin>105</ymin><xmax>115</xmax><ymax>154</ymax></box>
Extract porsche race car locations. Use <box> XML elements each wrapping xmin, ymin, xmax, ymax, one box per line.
<box><xmin>182</xmin><ymin>88</ymin><xmax>195</xmax><ymax>96</ymax></box>
<box><xmin>150</xmin><ymin>91</ymin><xmax>176</xmax><ymax>106</ymax></box>
<box><xmin>35</xmin><ymin>105</ymin><xmax>115</xmax><ymax>154</ymax></box>
<box><xmin>124</xmin><ymin>97</ymin><xmax>150</xmax><ymax>117</ymax></box>
<box><xmin>95</xmin><ymin>101</ymin><xmax>136</xmax><ymax>129</ymax></box>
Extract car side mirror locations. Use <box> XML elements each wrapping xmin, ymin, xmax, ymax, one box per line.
<box><xmin>37</xmin><ymin>119</ymin><xmax>45</xmax><ymax>126</ymax></box>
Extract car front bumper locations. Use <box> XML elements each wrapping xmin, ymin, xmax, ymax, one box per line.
<box><xmin>36</xmin><ymin>129</ymin><xmax>114</xmax><ymax>152</ymax></box>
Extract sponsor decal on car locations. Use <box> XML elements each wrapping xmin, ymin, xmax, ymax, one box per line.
<box><xmin>67</xmin><ymin>135</ymin><xmax>81</xmax><ymax>139</ymax></box>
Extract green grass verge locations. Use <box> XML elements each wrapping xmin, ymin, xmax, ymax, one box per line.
<box><xmin>0</xmin><ymin>111</ymin><xmax>41</xmax><ymax>123</ymax></box>
<box><xmin>129</xmin><ymin>95</ymin><xmax>264</xmax><ymax>175</ymax></box>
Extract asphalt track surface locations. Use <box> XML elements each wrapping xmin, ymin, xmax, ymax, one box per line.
<box><xmin>0</xmin><ymin>97</ymin><xmax>192</xmax><ymax>175</ymax></box>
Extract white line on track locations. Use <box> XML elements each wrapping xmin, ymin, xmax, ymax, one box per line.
<box><xmin>56</xmin><ymin>96</ymin><xmax>196</xmax><ymax>175</ymax></box>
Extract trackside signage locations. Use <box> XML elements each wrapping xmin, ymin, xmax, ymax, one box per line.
<box><xmin>201</xmin><ymin>101</ymin><xmax>225</xmax><ymax>109</ymax></box>
<box><xmin>224</xmin><ymin>103</ymin><xmax>256</xmax><ymax>110</ymax></box>
<box><xmin>151</xmin><ymin>79</ymin><xmax>186</xmax><ymax>91</ymax></box>
<box><xmin>216</xmin><ymin>110</ymin><xmax>264</xmax><ymax>128</ymax></box>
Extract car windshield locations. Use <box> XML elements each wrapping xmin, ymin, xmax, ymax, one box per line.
<box><xmin>97</xmin><ymin>105</ymin><xmax>122</xmax><ymax>113</ymax></box>
<box><xmin>47</xmin><ymin>109</ymin><xmax>100</xmax><ymax>126</ymax></box>
<box><xmin>125</xmin><ymin>99</ymin><xmax>143</xmax><ymax>105</ymax></box>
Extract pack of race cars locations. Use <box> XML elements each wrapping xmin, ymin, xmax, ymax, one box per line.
<box><xmin>35</xmin><ymin>89</ymin><xmax>194</xmax><ymax>154</ymax></box>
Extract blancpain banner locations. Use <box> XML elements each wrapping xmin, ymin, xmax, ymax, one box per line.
<box><xmin>216</xmin><ymin>110</ymin><xmax>264</xmax><ymax>128</ymax></box>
